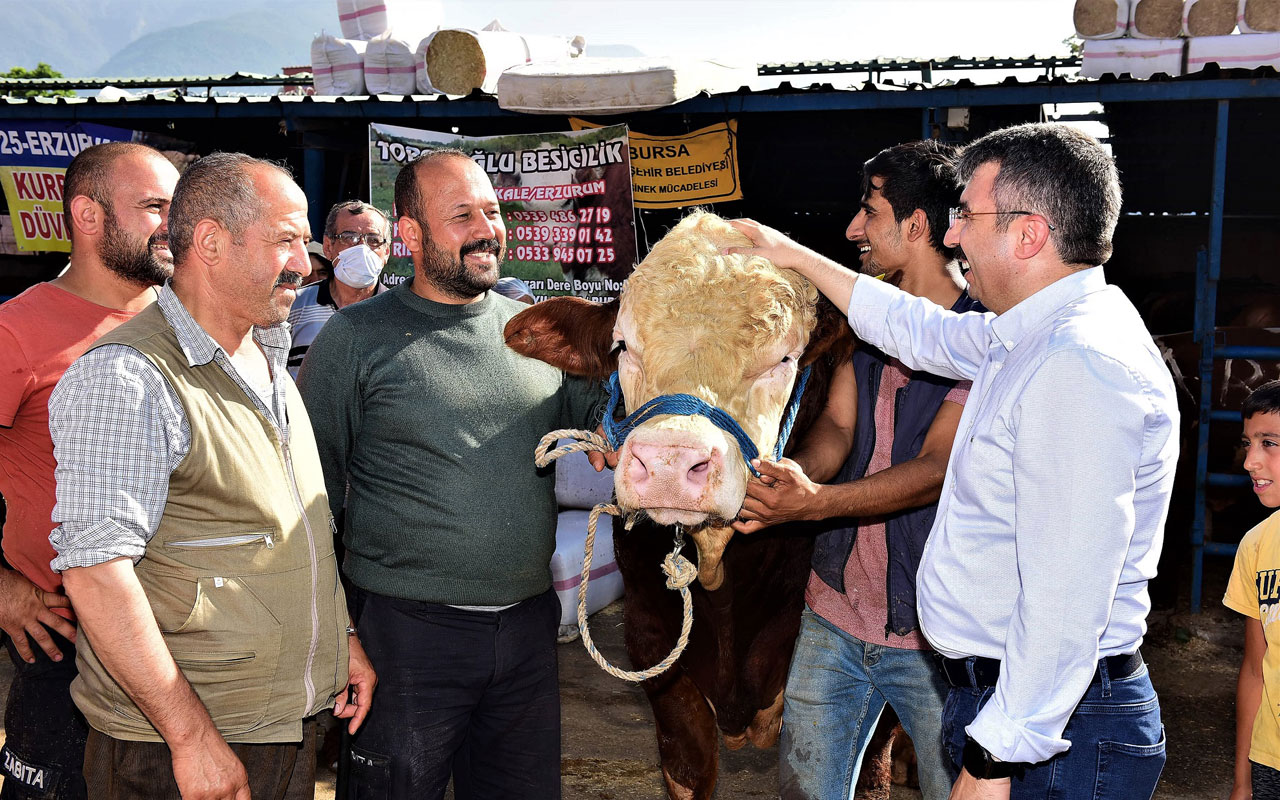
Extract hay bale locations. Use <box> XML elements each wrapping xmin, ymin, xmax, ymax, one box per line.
<box><xmin>1241</xmin><ymin>0</ymin><xmax>1280</xmax><ymax>32</ymax></box>
<box><xmin>364</xmin><ymin>30</ymin><xmax>419</xmax><ymax>95</ymax></box>
<box><xmin>1075</xmin><ymin>0</ymin><xmax>1132</xmax><ymax>38</ymax></box>
<box><xmin>1132</xmin><ymin>0</ymin><xmax>1186</xmax><ymax>37</ymax></box>
<box><xmin>426</xmin><ymin>26</ymin><xmax>584</xmax><ymax>95</ymax></box>
<box><xmin>1184</xmin><ymin>0</ymin><xmax>1239</xmax><ymax>35</ymax></box>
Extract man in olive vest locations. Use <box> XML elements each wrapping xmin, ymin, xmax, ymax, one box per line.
<box><xmin>48</xmin><ymin>152</ymin><xmax>376</xmax><ymax>800</ymax></box>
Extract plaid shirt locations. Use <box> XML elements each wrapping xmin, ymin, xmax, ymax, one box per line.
<box><xmin>49</xmin><ymin>283</ymin><xmax>294</xmax><ymax>572</ymax></box>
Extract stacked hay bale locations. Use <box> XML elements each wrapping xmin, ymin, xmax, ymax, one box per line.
<box><xmin>1078</xmin><ymin>0</ymin><xmax>1280</xmax><ymax>77</ymax></box>
<box><xmin>308</xmin><ymin>1</ymin><xmax>583</xmax><ymax>97</ymax></box>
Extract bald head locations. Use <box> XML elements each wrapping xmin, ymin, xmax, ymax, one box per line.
<box><xmin>63</xmin><ymin>142</ymin><xmax>171</xmax><ymax>247</ymax></box>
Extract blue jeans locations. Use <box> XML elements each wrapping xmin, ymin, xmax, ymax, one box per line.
<box><xmin>941</xmin><ymin>660</ymin><xmax>1166</xmax><ymax>799</ymax></box>
<box><xmin>779</xmin><ymin>607</ymin><xmax>955</xmax><ymax>800</ymax></box>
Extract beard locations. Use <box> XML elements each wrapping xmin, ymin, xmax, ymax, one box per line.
<box><xmin>99</xmin><ymin>215</ymin><xmax>172</xmax><ymax>287</ymax></box>
<box><xmin>418</xmin><ymin>230</ymin><xmax>504</xmax><ymax>300</ymax></box>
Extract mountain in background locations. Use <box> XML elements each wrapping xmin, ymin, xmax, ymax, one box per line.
<box><xmin>0</xmin><ymin>0</ymin><xmax>643</xmax><ymax>79</ymax></box>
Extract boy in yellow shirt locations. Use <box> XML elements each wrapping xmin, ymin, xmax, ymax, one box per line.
<box><xmin>1227</xmin><ymin>379</ymin><xmax>1280</xmax><ymax>799</ymax></box>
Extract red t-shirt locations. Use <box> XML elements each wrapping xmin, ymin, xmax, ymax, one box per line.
<box><xmin>807</xmin><ymin>356</ymin><xmax>970</xmax><ymax>650</ymax></box>
<box><xmin>0</xmin><ymin>282</ymin><xmax>139</xmax><ymax>609</ymax></box>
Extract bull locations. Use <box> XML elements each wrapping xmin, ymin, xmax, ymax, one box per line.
<box><xmin>505</xmin><ymin>210</ymin><xmax>853</xmax><ymax>799</ymax></box>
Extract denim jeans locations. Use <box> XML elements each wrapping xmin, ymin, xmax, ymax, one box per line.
<box><xmin>941</xmin><ymin>661</ymin><xmax>1166</xmax><ymax>800</ymax></box>
<box><xmin>779</xmin><ymin>607</ymin><xmax>955</xmax><ymax>800</ymax></box>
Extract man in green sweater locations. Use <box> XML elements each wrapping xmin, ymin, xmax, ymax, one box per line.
<box><xmin>298</xmin><ymin>150</ymin><xmax>603</xmax><ymax>800</ymax></box>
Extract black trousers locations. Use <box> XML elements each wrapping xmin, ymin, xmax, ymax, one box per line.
<box><xmin>346</xmin><ymin>587</ymin><xmax>561</xmax><ymax>800</ymax></box>
<box><xmin>1</xmin><ymin>628</ymin><xmax>87</xmax><ymax>800</ymax></box>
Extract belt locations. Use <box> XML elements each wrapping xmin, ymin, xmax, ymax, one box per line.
<box><xmin>939</xmin><ymin>650</ymin><xmax>1144</xmax><ymax>691</ymax></box>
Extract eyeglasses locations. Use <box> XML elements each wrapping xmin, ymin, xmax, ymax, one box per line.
<box><xmin>333</xmin><ymin>231</ymin><xmax>388</xmax><ymax>248</ymax></box>
<box><xmin>947</xmin><ymin>208</ymin><xmax>1056</xmax><ymax>231</ymax></box>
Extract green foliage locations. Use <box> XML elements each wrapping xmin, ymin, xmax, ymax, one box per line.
<box><xmin>1063</xmin><ymin>35</ymin><xmax>1084</xmax><ymax>59</ymax></box>
<box><xmin>2</xmin><ymin>63</ymin><xmax>75</xmax><ymax>98</ymax></box>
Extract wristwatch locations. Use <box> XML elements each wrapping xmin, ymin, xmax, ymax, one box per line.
<box><xmin>962</xmin><ymin>737</ymin><xmax>1022</xmax><ymax>780</ymax></box>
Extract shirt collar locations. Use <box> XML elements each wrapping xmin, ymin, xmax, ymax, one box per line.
<box><xmin>988</xmin><ymin>266</ymin><xmax>1108</xmax><ymax>352</ymax></box>
<box><xmin>155</xmin><ymin>282</ymin><xmax>292</xmax><ymax>369</ymax></box>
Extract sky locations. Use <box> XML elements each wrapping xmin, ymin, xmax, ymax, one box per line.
<box><xmin>442</xmin><ymin>0</ymin><xmax>1080</xmax><ymax>64</ymax></box>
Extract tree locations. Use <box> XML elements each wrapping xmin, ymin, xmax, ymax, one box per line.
<box><xmin>2</xmin><ymin>63</ymin><xmax>75</xmax><ymax>99</ymax></box>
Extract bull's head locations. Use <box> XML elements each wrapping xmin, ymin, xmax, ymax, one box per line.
<box><xmin>507</xmin><ymin>211</ymin><xmax>848</xmax><ymax>546</ymax></box>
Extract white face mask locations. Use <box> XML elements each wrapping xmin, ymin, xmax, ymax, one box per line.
<box><xmin>333</xmin><ymin>244</ymin><xmax>384</xmax><ymax>289</ymax></box>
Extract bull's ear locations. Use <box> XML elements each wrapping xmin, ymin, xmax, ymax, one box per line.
<box><xmin>800</xmin><ymin>297</ymin><xmax>855</xmax><ymax>369</ymax></box>
<box><xmin>504</xmin><ymin>296</ymin><xmax>621</xmax><ymax>379</ymax></box>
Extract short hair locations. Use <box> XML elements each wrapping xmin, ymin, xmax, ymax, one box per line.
<box><xmin>324</xmin><ymin>200</ymin><xmax>392</xmax><ymax>242</ymax></box>
<box><xmin>956</xmin><ymin>123</ymin><xmax>1121</xmax><ymax>267</ymax></box>
<box><xmin>392</xmin><ymin>148</ymin><xmax>473</xmax><ymax>226</ymax></box>
<box><xmin>167</xmin><ymin>152</ymin><xmax>293</xmax><ymax>265</ymax></box>
<box><xmin>861</xmin><ymin>140</ymin><xmax>960</xmax><ymax>257</ymax></box>
<box><xmin>62</xmin><ymin>141</ymin><xmax>164</xmax><ymax>243</ymax></box>
<box><xmin>1244</xmin><ymin>380</ymin><xmax>1280</xmax><ymax>420</ymax></box>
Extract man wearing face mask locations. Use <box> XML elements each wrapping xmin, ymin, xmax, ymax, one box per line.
<box><xmin>287</xmin><ymin>200</ymin><xmax>391</xmax><ymax>377</ymax></box>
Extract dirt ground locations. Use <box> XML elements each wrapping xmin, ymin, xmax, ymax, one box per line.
<box><xmin>0</xmin><ymin>559</ymin><xmax>1243</xmax><ymax>799</ymax></box>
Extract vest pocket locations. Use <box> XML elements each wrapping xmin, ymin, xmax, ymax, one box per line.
<box><xmin>157</xmin><ymin>575</ymin><xmax>284</xmax><ymax>735</ymax></box>
<box><xmin>168</xmin><ymin>532</ymin><xmax>276</xmax><ymax>550</ymax></box>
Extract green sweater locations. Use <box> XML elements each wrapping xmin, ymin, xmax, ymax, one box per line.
<box><xmin>298</xmin><ymin>282</ymin><xmax>604</xmax><ymax>605</ymax></box>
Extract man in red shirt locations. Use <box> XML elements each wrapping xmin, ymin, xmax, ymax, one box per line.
<box><xmin>0</xmin><ymin>141</ymin><xmax>179</xmax><ymax>799</ymax></box>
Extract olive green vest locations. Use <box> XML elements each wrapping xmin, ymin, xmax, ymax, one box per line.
<box><xmin>71</xmin><ymin>303</ymin><xmax>349</xmax><ymax>743</ymax></box>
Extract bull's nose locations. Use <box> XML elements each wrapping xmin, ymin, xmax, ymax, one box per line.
<box><xmin>626</xmin><ymin>442</ymin><xmax>720</xmax><ymax>500</ymax></box>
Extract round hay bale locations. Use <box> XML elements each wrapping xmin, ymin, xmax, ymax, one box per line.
<box><xmin>1185</xmin><ymin>0</ymin><xmax>1239</xmax><ymax>35</ymax></box>
<box><xmin>427</xmin><ymin>29</ymin><xmax>487</xmax><ymax>95</ymax></box>
<box><xmin>1243</xmin><ymin>0</ymin><xmax>1280</xmax><ymax>32</ymax></box>
<box><xmin>1075</xmin><ymin>0</ymin><xmax>1129</xmax><ymax>37</ymax></box>
<box><xmin>1133</xmin><ymin>0</ymin><xmax>1186</xmax><ymax>37</ymax></box>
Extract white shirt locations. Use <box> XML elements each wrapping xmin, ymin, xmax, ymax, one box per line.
<box><xmin>846</xmin><ymin>267</ymin><xmax>1178</xmax><ymax>764</ymax></box>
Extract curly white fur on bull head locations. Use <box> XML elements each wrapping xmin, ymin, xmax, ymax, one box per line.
<box><xmin>609</xmin><ymin>211</ymin><xmax>818</xmax><ymax>527</ymax></box>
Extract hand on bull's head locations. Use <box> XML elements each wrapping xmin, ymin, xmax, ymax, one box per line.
<box><xmin>506</xmin><ymin>210</ymin><xmax>850</xmax><ymax>530</ymax></box>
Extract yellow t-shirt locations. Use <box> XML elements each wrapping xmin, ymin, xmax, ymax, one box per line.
<box><xmin>1225</xmin><ymin>509</ymin><xmax>1280</xmax><ymax>771</ymax></box>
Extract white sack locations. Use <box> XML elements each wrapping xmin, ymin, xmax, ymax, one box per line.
<box><xmin>551</xmin><ymin>510</ymin><xmax>624</xmax><ymax>627</ymax></box>
<box><xmin>498</xmin><ymin>57</ymin><xmax>753</xmax><ymax>115</ymax></box>
<box><xmin>364</xmin><ymin>30</ymin><xmax>419</xmax><ymax>95</ymax></box>
<box><xmin>1130</xmin><ymin>0</ymin><xmax>1188</xmax><ymax>38</ymax></box>
<box><xmin>1239</xmin><ymin>0</ymin><xmax>1280</xmax><ymax>32</ymax></box>
<box><xmin>554</xmin><ymin>444</ymin><xmax>615</xmax><ymax>510</ymax></box>
<box><xmin>311</xmin><ymin>34</ymin><xmax>368</xmax><ymax>96</ymax></box>
<box><xmin>1081</xmin><ymin>37</ymin><xmax>1185</xmax><ymax>77</ymax></box>
<box><xmin>1183</xmin><ymin>0</ymin><xmax>1239</xmax><ymax>35</ymax></box>
<box><xmin>1074</xmin><ymin>0</ymin><xmax>1134</xmax><ymax>38</ymax></box>
<box><xmin>337</xmin><ymin>0</ymin><xmax>443</xmax><ymax>42</ymax></box>
<box><xmin>1187</xmin><ymin>31</ymin><xmax>1280</xmax><ymax>70</ymax></box>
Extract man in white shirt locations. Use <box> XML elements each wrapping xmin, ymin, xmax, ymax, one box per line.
<box><xmin>728</xmin><ymin>123</ymin><xmax>1177</xmax><ymax>800</ymax></box>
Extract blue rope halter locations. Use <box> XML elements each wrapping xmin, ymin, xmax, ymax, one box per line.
<box><xmin>601</xmin><ymin>365</ymin><xmax>812</xmax><ymax>478</ymax></box>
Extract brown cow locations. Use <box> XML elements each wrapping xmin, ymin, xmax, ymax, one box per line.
<box><xmin>506</xmin><ymin>210</ymin><xmax>853</xmax><ymax>799</ymax></box>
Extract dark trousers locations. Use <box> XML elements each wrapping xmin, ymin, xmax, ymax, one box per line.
<box><xmin>81</xmin><ymin>719</ymin><xmax>316</xmax><ymax>800</ymax></box>
<box><xmin>346</xmin><ymin>587</ymin><xmax>561</xmax><ymax>800</ymax></box>
<box><xmin>1</xmin><ymin>628</ymin><xmax>87</xmax><ymax>800</ymax></box>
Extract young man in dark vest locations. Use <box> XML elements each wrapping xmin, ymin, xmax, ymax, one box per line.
<box><xmin>734</xmin><ymin>140</ymin><xmax>982</xmax><ymax>800</ymax></box>
<box><xmin>49</xmin><ymin>152</ymin><xmax>376</xmax><ymax>800</ymax></box>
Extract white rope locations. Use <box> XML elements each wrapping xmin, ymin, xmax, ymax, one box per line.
<box><xmin>537</xmin><ymin>429</ymin><xmax>696</xmax><ymax>682</ymax></box>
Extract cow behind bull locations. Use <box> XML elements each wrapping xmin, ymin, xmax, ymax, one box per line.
<box><xmin>506</xmin><ymin>210</ymin><xmax>852</xmax><ymax>799</ymax></box>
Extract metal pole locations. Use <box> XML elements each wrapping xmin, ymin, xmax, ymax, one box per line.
<box><xmin>1190</xmin><ymin>99</ymin><xmax>1230</xmax><ymax>614</ymax></box>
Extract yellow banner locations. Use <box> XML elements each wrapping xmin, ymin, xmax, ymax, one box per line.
<box><xmin>0</xmin><ymin>167</ymin><xmax>70</xmax><ymax>252</ymax></box>
<box><xmin>571</xmin><ymin>119</ymin><xmax>742</xmax><ymax>210</ymax></box>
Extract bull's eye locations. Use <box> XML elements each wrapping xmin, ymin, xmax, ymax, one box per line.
<box><xmin>780</xmin><ymin>355</ymin><xmax>792</xmax><ymax>364</ymax></box>
<box><xmin>611</xmin><ymin>340</ymin><xmax>628</xmax><ymax>354</ymax></box>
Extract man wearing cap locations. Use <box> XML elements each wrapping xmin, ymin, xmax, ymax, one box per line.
<box><xmin>288</xmin><ymin>200</ymin><xmax>391</xmax><ymax>377</ymax></box>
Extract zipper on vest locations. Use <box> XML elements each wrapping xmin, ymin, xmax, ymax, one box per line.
<box><xmin>169</xmin><ymin>533</ymin><xmax>275</xmax><ymax>549</ymax></box>
<box><xmin>281</xmin><ymin>440</ymin><xmax>321</xmax><ymax>714</ymax></box>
